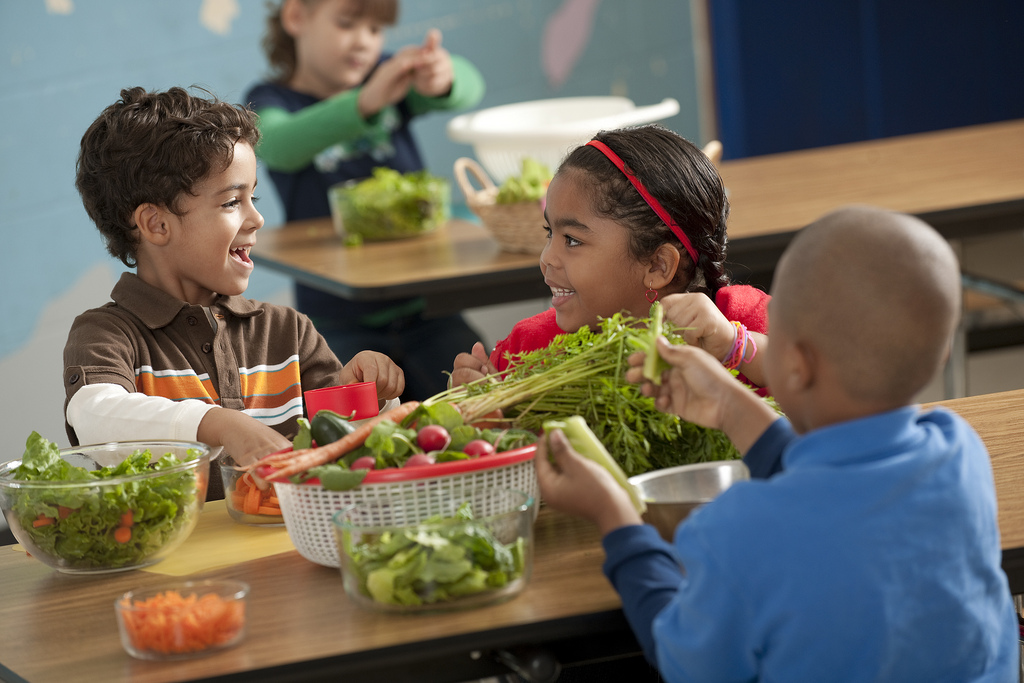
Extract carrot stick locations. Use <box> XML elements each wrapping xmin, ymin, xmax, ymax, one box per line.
<box><xmin>243</xmin><ymin>481</ymin><xmax>261</xmax><ymax>515</ymax></box>
<box><xmin>114</xmin><ymin>526</ymin><xmax>132</xmax><ymax>544</ymax></box>
<box><xmin>255</xmin><ymin>401</ymin><xmax>420</xmax><ymax>482</ymax></box>
<box><xmin>32</xmin><ymin>516</ymin><xmax>54</xmax><ymax>528</ymax></box>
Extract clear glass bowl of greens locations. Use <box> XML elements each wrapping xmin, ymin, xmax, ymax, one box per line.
<box><xmin>333</xmin><ymin>487</ymin><xmax>534</xmax><ymax>613</ymax></box>
<box><xmin>328</xmin><ymin>167</ymin><xmax>451</xmax><ymax>243</ymax></box>
<box><xmin>0</xmin><ymin>434</ymin><xmax>211</xmax><ymax>574</ymax></box>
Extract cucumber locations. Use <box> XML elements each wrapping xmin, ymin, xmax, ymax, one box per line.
<box><xmin>544</xmin><ymin>416</ymin><xmax>647</xmax><ymax>515</ymax></box>
<box><xmin>311</xmin><ymin>409</ymin><xmax>357</xmax><ymax>446</ymax></box>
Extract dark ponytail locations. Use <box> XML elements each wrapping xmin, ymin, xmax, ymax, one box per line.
<box><xmin>557</xmin><ymin>124</ymin><xmax>731</xmax><ymax>298</ymax></box>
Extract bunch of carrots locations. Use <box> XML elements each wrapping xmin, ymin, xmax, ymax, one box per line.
<box><xmin>118</xmin><ymin>590</ymin><xmax>245</xmax><ymax>655</ymax></box>
<box><xmin>248</xmin><ymin>401</ymin><xmax>421</xmax><ymax>484</ymax></box>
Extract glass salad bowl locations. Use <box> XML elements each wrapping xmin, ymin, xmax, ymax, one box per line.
<box><xmin>333</xmin><ymin>487</ymin><xmax>534</xmax><ymax>613</ymax></box>
<box><xmin>0</xmin><ymin>437</ymin><xmax>211</xmax><ymax>573</ymax></box>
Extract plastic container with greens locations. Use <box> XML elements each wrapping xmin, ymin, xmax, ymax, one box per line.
<box><xmin>328</xmin><ymin>168</ymin><xmax>451</xmax><ymax>244</ymax></box>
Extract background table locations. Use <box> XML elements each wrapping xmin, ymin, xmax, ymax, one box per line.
<box><xmin>718</xmin><ymin>118</ymin><xmax>1024</xmax><ymax>282</ymax></box>
<box><xmin>251</xmin><ymin>120</ymin><xmax>1024</xmax><ymax>310</ymax></box>
<box><xmin>251</xmin><ymin>219</ymin><xmax>549</xmax><ymax>318</ymax></box>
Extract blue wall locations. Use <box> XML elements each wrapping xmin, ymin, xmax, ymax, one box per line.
<box><xmin>0</xmin><ymin>0</ymin><xmax>702</xmax><ymax>454</ymax></box>
<box><xmin>710</xmin><ymin>0</ymin><xmax>1024</xmax><ymax>158</ymax></box>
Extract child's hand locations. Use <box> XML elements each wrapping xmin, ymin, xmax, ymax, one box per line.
<box><xmin>660</xmin><ymin>292</ymin><xmax>736</xmax><ymax>363</ymax></box>
<box><xmin>412</xmin><ymin>29</ymin><xmax>454</xmax><ymax>98</ymax></box>
<box><xmin>626</xmin><ymin>338</ymin><xmax>776</xmax><ymax>453</ymax></box>
<box><xmin>535</xmin><ymin>429</ymin><xmax>643</xmax><ymax>536</ymax></box>
<box><xmin>450</xmin><ymin>342</ymin><xmax>498</xmax><ymax>388</ymax></box>
<box><xmin>197</xmin><ymin>408</ymin><xmax>292</xmax><ymax>467</ymax></box>
<box><xmin>340</xmin><ymin>351</ymin><xmax>406</xmax><ymax>400</ymax></box>
<box><xmin>356</xmin><ymin>45</ymin><xmax>422</xmax><ymax>118</ymax></box>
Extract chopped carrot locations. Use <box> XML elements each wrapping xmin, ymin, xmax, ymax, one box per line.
<box><xmin>229</xmin><ymin>471</ymin><xmax>281</xmax><ymax>516</ymax></box>
<box><xmin>32</xmin><ymin>515</ymin><xmax>54</xmax><ymax>528</ymax></box>
<box><xmin>114</xmin><ymin>526</ymin><xmax>132</xmax><ymax>544</ymax></box>
<box><xmin>120</xmin><ymin>510</ymin><xmax>134</xmax><ymax>527</ymax></box>
<box><xmin>242</xmin><ymin>480</ymin><xmax>261</xmax><ymax>515</ymax></box>
<box><xmin>118</xmin><ymin>590</ymin><xmax>245</xmax><ymax>655</ymax></box>
<box><xmin>58</xmin><ymin>505</ymin><xmax>73</xmax><ymax>519</ymax></box>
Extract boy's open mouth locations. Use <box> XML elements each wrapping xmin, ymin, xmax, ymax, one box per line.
<box><xmin>230</xmin><ymin>246</ymin><xmax>252</xmax><ymax>265</ymax></box>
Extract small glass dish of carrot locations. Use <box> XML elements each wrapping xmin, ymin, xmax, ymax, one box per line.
<box><xmin>115</xmin><ymin>579</ymin><xmax>249</xmax><ymax>660</ymax></box>
<box><xmin>221</xmin><ymin>456</ymin><xmax>284</xmax><ymax>526</ymax></box>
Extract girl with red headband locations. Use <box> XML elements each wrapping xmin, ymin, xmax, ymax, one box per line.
<box><xmin>452</xmin><ymin>124</ymin><xmax>769</xmax><ymax>392</ymax></box>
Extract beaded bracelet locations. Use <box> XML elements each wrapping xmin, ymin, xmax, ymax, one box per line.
<box><xmin>721</xmin><ymin>321</ymin><xmax>758</xmax><ymax>371</ymax></box>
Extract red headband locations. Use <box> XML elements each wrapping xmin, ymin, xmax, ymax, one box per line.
<box><xmin>585</xmin><ymin>139</ymin><xmax>698</xmax><ymax>265</ymax></box>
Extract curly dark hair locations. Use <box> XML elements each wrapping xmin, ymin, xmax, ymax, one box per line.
<box><xmin>262</xmin><ymin>0</ymin><xmax>399</xmax><ymax>83</ymax></box>
<box><xmin>557</xmin><ymin>124</ymin><xmax>731</xmax><ymax>298</ymax></box>
<box><xmin>75</xmin><ymin>86</ymin><xmax>261</xmax><ymax>267</ymax></box>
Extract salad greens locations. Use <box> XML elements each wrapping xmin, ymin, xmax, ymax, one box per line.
<box><xmin>427</xmin><ymin>310</ymin><xmax>774</xmax><ymax>476</ymax></box>
<box><xmin>495</xmin><ymin>158</ymin><xmax>552</xmax><ymax>204</ymax></box>
<box><xmin>6</xmin><ymin>432</ymin><xmax>203</xmax><ymax>570</ymax></box>
<box><xmin>342</xmin><ymin>502</ymin><xmax>526</xmax><ymax>606</ymax></box>
<box><xmin>330</xmin><ymin>167</ymin><xmax>450</xmax><ymax>243</ymax></box>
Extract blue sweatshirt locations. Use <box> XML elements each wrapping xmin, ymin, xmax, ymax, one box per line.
<box><xmin>604</xmin><ymin>407</ymin><xmax>1018</xmax><ymax>682</ymax></box>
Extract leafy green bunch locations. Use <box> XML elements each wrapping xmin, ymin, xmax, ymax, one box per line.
<box><xmin>429</xmin><ymin>309</ymin><xmax>747</xmax><ymax>476</ymax></box>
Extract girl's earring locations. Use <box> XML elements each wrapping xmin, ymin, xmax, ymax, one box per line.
<box><xmin>645</xmin><ymin>281</ymin><xmax>659</xmax><ymax>303</ymax></box>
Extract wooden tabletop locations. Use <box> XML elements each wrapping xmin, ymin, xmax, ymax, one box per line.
<box><xmin>719</xmin><ymin>118</ymin><xmax>1024</xmax><ymax>272</ymax></box>
<box><xmin>924</xmin><ymin>389</ymin><xmax>1024</xmax><ymax>555</ymax></box>
<box><xmin>250</xmin><ymin>218</ymin><xmax>550</xmax><ymax>315</ymax></box>
<box><xmin>251</xmin><ymin>120</ymin><xmax>1024</xmax><ymax>305</ymax></box>
<box><xmin>0</xmin><ymin>506</ymin><xmax>626</xmax><ymax>683</ymax></box>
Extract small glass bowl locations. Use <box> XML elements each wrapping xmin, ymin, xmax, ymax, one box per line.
<box><xmin>333</xmin><ymin>487</ymin><xmax>534</xmax><ymax>613</ymax></box>
<box><xmin>221</xmin><ymin>457</ymin><xmax>284</xmax><ymax>526</ymax></box>
<box><xmin>115</xmin><ymin>579</ymin><xmax>249</xmax><ymax>660</ymax></box>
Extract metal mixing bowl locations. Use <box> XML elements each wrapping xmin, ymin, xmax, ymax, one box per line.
<box><xmin>629</xmin><ymin>460</ymin><xmax>750</xmax><ymax>542</ymax></box>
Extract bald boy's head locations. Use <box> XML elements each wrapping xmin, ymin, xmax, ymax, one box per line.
<box><xmin>771</xmin><ymin>206</ymin><xmax>961</xmax><ymax>406</ymax></box>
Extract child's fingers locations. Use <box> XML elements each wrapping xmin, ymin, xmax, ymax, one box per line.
<box><xmin>422</xmin><ymin>28</ymin><xmax>442</xmax><ymax>52</ymax></box>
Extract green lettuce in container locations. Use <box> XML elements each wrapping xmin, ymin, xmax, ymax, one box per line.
<box><xmin>329</xmin><ymin>168</ymin><xmax>451</xmax><ymax>244</ymax></box>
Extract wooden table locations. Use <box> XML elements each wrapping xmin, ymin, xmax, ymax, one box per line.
<box><xmin>719</xmin><ymin>118</ymin><xmax>1024</xmax><ymax>277</ymax></box>
<box><xmin>3</xmin><ymin>388</ymin><xmax>1023</xmax><ymax>682</ymax></box>
<box><xmin>0</xmin><ymin>507</ymin><xmax>639</xmax><ymax>683</ymax></box>
<box><xmin>250</xmin><ymin>120</ymin><xmax>1024</xmax><ymax>309</ymax></box>
<box><xmin>250</xmin><ymin>219</ymin><xmax>550</xmax><ymax>317</ymax></box>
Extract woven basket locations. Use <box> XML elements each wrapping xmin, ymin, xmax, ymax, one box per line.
<box><xmin>273</xmin><ymin>445</ymin><xmax>539</xmax><ymax>568</ymax></box>
<box><xmin>454</xmin><ymin>157</ymin><xmax>547</xmax><ymax>254</ymax></box>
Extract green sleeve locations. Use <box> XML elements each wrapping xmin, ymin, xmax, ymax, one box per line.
<box><xmin>253</xmin><ymin>92</ymin><xmax>397</xmax><ymax>173</ymax></box>
<box><xmin>406</xmin><ymin>54</ymin><xmax>486</xmax><ymax>117</ymax></box>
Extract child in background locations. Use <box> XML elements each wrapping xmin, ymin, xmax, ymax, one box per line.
<box><xmin>65</xmin><ymin>87</ymin><xmax>404</xmax><ymax>498</ymax></box>
<box><xmin>245</xmin><ymin>0</ymin><xmax>486</xmax><ymax>402</ymax></box>
<box><xmin>451</xmin><ymin>124</ymin><xmax>769</xmax><ymax>392</ymax></box>
<box><xmin>537</xmin><ymin>206</ymin><xmax>1018</xmax><ymax>681</ymax></box>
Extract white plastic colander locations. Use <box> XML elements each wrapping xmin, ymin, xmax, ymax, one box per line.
<box><xmin>273</xmin><ymin>446</ymin><xmax>539</xmax><ymax>568</ymax></box>
<box><xmin>446</xmin><ymin>96</ymin><xmax>680</xmax><ymax>182</ymax></box>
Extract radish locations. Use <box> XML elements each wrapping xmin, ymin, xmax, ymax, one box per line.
<box><xmin>404</xmin><ymin>453</ymin><xmax>436</xmax><ymax>468</ymax></box>
<box><xmin>351</xmin><ymin>456</ymin><xmax>376</xmax><ymax>470</ymax></box>
<box><xmin>464</xmin><ymin>439</ymin><xmax>496</xmax><ymax>457</ymax></box>
<box><xmin>416</xmin><ymin>425</ymin><xmax>450</xmax><ymax>452</ymax></box>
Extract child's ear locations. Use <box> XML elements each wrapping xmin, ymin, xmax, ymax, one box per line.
<box><xmin>280</xmin><ymin>0</ymin><xmax>307</xmax><ymax>37</ymax></box>
<box><xmin>648</xmin><ymin>244</ymin><xmax>681</xmax><ymax>288</ymax></box>
<box><xmin>133</xmin><ymin>203</ymin><xmax>171</xmax><ymax>247</ymax></box>
<box><xmin>787</xmin><ymin>340</ymin><xmax>816</xmax><ymax>392</ymax></box>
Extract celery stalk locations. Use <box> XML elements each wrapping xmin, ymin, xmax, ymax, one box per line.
<box><xmin>544</xmin><ymin>416</ymin><xmax>647</xmax><ymax>515</ymax></box>
<box><xmin>642</xmin><ymin>301</ymin><xmax>670</xmax><ymax>385</ymax></box>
